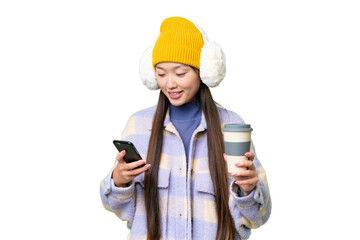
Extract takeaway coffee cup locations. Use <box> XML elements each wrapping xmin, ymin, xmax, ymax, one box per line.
<box><xmin>223</xmin><ymin>123</ymin><xmax>253</xmax><ymax>174</ymax></box>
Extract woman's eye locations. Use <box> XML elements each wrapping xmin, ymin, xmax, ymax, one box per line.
<box><xmin>176</xmin><ymin>73</ymin><xmax>185</xmax><ymax>77</ymax></box>
<box><xmin>157</xmin><ymin>74</ymin><xmax>165</xmax><ymax>77</ymax></box>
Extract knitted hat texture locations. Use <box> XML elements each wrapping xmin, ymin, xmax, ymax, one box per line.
<box><xmin>152</xmin><ymin>17</ymin><xmax>204</xmax><ymax>69</ymax></box>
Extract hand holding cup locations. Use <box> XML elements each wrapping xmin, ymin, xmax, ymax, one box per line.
<box><xmin>224</xmin><ymin>152</ymin><xmax>259</xmax><ymax>196</ymax></box>
<box><xmin>223</xmin><ymin>123</ymin><xmax>258</xmax><ymax>195</ymax></box>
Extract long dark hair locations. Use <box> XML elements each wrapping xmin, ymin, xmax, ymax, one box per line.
<box><xmin>144</xmin><ymin>81</ymin><xmax>235</xmax><ymax>240</ymax></box>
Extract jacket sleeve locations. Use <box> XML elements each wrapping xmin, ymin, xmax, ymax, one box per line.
<box><xmin>99</xmin><ymin>115</ymin><xmax>139</xmax><ymax>223</ymax></box>
<box><xmin>221</xmin><ymin>109</ymin><xmax>272</xmax><ymax>238</ymax></box>
<box><xmin>99</xmin><ymin>166</ymin><xmax>136</xmax><ymax>223</ymax></box>
<box><xmin>229</xmin><ymin>141</ymin><xmax>272</xmax><ymax>239</ymax></box>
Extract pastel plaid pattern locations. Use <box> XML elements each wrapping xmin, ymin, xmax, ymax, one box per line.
<box><xmin>100</xmin><ymin>106</ymin><xmax>271</xmax><ymax>240</ymax></box>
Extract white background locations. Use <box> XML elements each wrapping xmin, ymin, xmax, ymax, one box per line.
<box><xmin>1</xmin><ymin>0</ymin><xmax>359</xmax><ymax>239</ymax></box>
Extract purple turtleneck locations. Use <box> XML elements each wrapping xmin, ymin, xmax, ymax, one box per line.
<box><xmin>169</xmin><ymin>100</ymin><xmax>202</xmax><ymax>163</ymax></box>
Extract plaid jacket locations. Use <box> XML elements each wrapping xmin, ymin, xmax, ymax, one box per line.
<box><xmin>100</xmin><ymin>106</ymin><xmax>271</xmax><ymax>240</ymax></box>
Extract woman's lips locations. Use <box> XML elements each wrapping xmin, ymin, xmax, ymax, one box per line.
<box><xmin>168</xmin><ymin>91</ymin><xmax>183</xmax><ymax>99</ymax></box>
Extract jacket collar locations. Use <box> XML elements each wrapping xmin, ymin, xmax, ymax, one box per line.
<box><xmin>163</xmin><ymin>108</ymin><xmax>207</xmax><ymax>133</ymax></box>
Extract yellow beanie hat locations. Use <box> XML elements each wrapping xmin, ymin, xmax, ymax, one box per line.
<box><xmin>140</xmin><ymin>17</ymin><xmax>226</xmax><ymax>90</ymax></box>
<box><xmin>152</xmin><ymin>17</ymin><xmax>204</xmax><ymax>69</ymax></box>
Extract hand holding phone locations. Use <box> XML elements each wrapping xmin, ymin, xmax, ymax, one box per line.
<box><xmin>113</xmin><ymin>140</ymin><xmax>145</xmax><ymax>168</ymax></box>
<box><xmin>112</xmin><ymin>140</ymin><xmax>151</xmax><ymax>187</ymax></box>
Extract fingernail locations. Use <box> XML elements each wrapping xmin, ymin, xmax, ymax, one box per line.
<box><xmin>121</xmin><ymin>150</ymin><xmax>125</xmax><ymax>154</ymax></box>
<box><xmin>245</xmin><ymin>152</ymin><xmax>249</xmax><ymax>157</ymax></box>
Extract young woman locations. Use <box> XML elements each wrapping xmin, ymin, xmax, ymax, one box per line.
<box><xmin>100</xmin><ymin>17</ymin><xmax>271</xmax><ymax>240</ymax></box>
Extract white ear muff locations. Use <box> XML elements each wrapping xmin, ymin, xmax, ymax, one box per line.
<box><xmin>139</xmin><ymin>45</ymin><xmax>159</xmax><ymax>90</ymax></box>
<box><xmin>199</xmin><ymin>41</ymin><xmax>226</xmax><ymax>87</ymax></box>
<box><xmin>194</xmin><ymin>23</ymin><xmax>226</xmax><ymax>88</ymax></box>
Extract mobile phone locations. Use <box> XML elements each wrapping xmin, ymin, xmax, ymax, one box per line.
<box><xmin>113</xmin><ymin>140</ymin><xmax>145</xmax><ymax>169</ymax></box>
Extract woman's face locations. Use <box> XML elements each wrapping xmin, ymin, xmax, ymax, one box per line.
<box><xmin>155</xmin><ymin>62</ymin><xmax>201</xmax><ymax>106</ymax></box>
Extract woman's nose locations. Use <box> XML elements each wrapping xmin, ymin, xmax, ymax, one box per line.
<box><xmin>166</xmin><ymin>74</ymin><xmax>177</xmax><ymax>88</ymax></box>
